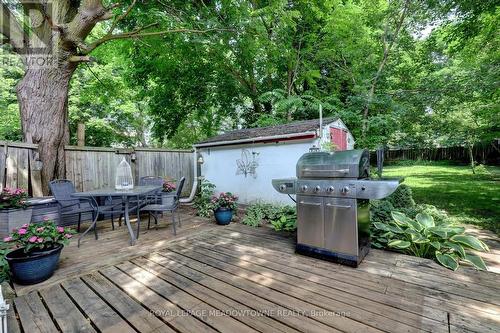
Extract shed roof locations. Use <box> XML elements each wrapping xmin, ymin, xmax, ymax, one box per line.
<box><xmin>196</xmin><ymin>117</ymin><xmax>338</xmax><ymax>147</ymax></box>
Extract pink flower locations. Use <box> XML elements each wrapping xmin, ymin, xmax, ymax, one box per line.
<box><xmin>37</xmin><ymin>237</ymin><xmax>44</xmax><ymax>243</ymax></box>
<box><xmin>36</xmin><ymin>227</ymin><xmax>45</xmax><ymax>232</ymax></box>
<box><xmin>21</xmin><ymin>224</ymin><xmax>29</xmax><ymax>228</ymax></box>
<box><xmin>64</xmin><ymin>234</ymin><xmax>72</xmax><ymax>239</ymax></box>
<box><xmin>43</xmin><ymin>216</ymin><xmax>49</xmax><ymax>221</ymax></box>
<box><xmin>3</xmin><ymin>237</ymin><xmax>12</xmax><ymax>242</ymax></box>
<box><xmin>57</xmin><ymin>227</ymin><xmax>64</xmax><ymax>233</ymax></box>
<box><xmin>18</xmin><ymin>229</ymin><xmax>27</xmax><ymax>235</ymax></box>
<box><xmin>28</xmin><ymin>236</ymin><xmax>37</xmax><ymax>243</ymax></box>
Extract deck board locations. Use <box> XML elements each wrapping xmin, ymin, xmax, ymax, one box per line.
<box><xmin>39</xmin><ymin>285</ymin><xmax>96</xmax><ymax>333</ymax></box>
<box><xmin>175</xmin><ymin>236</ymin><xmax>446</xmax><ymax>331</ymax></box>
<box><xmin>6</xmin><ymin>213</ymin><xmax>500</xmax><ymax>333</ymax></box>
<box><xmin>199</xmin><ymin>236</ymin><xmax>493</xmax><ymax>331</ymax></box>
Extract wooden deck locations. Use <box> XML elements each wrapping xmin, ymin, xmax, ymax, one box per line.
<box><xmin>5</xmin><ymin>213</ymin><xmax>500</xmax><ymax>333</ymax></box>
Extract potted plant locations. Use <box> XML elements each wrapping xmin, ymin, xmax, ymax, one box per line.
<box><xmin>161</xmin><ymin>180</ymin><xmax>177</xmax><ymax>205</ymax></box>
<box><xmin>211</xmin><ymin>192</ymin><xmax>238</xmax><ymax>225</ymax></box>
<box><xmin>0</xmin><ymin>188</ymin><xmax>32</xmax><ymax>238</ymax></box>
<box><xmin>3</xmin><ymin>219</ymin><xmax>75</xmax><ymax>285</ymax></box>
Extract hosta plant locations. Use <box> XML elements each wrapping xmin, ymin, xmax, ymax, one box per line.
<box><xmin>372</xmin><ymin>211</ymin><xmax>489</xmax><ymax>271</ymax></box>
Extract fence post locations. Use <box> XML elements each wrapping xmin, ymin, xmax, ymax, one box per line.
<box><xmin>77</xmin><ymin>123</ymin><xmax>86</xmax><ymax>147</ymax></box>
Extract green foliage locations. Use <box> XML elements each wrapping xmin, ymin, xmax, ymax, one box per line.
<box><xmin>242</xmin><ymin>202</ymin><xmax>282</xmax><ymax>227</ymax></box>
<box><xmin>373</xmin><ymin>211</ymin><xmax>489</xmax><ymax>271</ymax></box>
<box><xmin>242</xmin><ymin>202</ymin><xmax>296</xmax><ymax>231</ymax></box>
<box><xmin>3</xmin><ymin>220</ymin><xmax>75</xmax><ymax>253</ymax></box>
<box><xmin>68</xmin><ymin>44</ymin><xmax>152</xmax><ymax>147</ymax></box>
<box><xmin>0</xmin><ymin>46</ymin><xmax>23</xmax><ymax>141</ymax></box>
<box><xmin>371</xmin><ymin>182</ymin><xmax>453</xmax><ymax>236</ymax></box>
<box><xmin>194</xmin><ymin>180</ymin><xmax>216</xmax><ymax>218</ymax></box>
<box><xmin>0</xmin><ymin>1</ymin><xmax>496</xmax><ymax>152</ymax></box>
<box><xmin>386</xmin><ymin>184</ymin><xmax>416</xmax><ymax>210</ymax></box>
<box><xmin>0</xmin><ymin>243</ymin><xmax>10</xmax><ymax>283</ymax></box>
<box><xmin>269</xmin><ymin>206</ymin><xmax>297</xmax><ymax>232</ymax></box>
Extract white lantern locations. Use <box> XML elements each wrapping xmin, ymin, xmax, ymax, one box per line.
<box><xmin>115</xmin><ymin>157</ymin><xmax>134</xmax><ymax>190</ymax></box>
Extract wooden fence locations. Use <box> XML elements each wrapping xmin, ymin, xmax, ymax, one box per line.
<box><xmin>375</xmin><ymin>143</ymin><xmax>499</xmax><ymax>165</ymax></box>
<box><xmin>0</xmin><ymin>141</ymin><xmax>43</xmax><ymax>197</ymax></box>
<box><xmin>0</xmin><ymin>142</ymin><xmax>194</xmax><ymax>197</ymax></box>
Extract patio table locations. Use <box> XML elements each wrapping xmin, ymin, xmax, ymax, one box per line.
<box><xmin>72</xmin><ymin>185</ymin><xmax>162</xmax><ymax>246</ymax></box>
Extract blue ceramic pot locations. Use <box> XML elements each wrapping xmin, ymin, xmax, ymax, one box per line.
<box><xmin>214</xmin><ymin>207</ymin><xmax>233</xmax><ymax>225</ymax></box>
<box><xmin>6</xmin><ymin>245</ymin><xmax>63</xmax><ymax>285</ymax></box>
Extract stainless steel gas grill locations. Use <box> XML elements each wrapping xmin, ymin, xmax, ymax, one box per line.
<box><xmin>272</xmin><ymin>149</ymin><xmax>402</xmax><ymax>267</ymax></box>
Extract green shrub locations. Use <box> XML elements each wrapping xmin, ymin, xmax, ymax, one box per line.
<box><xmin>401</xmin><ymin>204</ymin><xmax>450</xmax><ymax>225</ymax></box>
<box><xmin>371</xmin><ymin>184</ymin><xmax>449</xmax><ymax>226</ymax></box>
<box><xmin>242</xmin><ymin>203</ymin><xmax>267</xmax><ymax>227</ymax></box>
<box><xmin>370</xmin><ymin>200</ymin><xmax>395</xmax><ymax>225</ymax></box>
<box><xmin>372</xmin><ymin>211</ymin><xmax>489</xmax><ymax>271</ymax></box>
<box><xmin>242</xmin><ymin>202</ymin><xmax>297</xmax><ymax>231</ymax></box>
<box><xmin>194</xmin><ymin>179</ymin><xmax>216</xmax><ymax>218</ymax></box>
<box><xmin>242</xmin><ymin>202</ymin><xmax>280</xmax><ymax>227</ymax></box>
<box><xmin>269</xmin><ymin>206</ymin><xmax>297</xmax><ymax>231</ymax></box>
<box><xmin>474</xmin><ymin>164</ymin><xmax>491</xmax><ymax>175</ymax></box>
<box><xmin>386</xmin><ymin>184</ymin><xmax>415</xmax><ymax>209</ymax></box>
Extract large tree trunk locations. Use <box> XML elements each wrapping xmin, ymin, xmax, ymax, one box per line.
<box><xmin>17</xmin><ymin>65</ymin><xmax>76</xmax><ymax>194</ymax></box>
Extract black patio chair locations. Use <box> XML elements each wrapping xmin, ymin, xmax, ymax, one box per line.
<box><xmin>117</xmin><ymin>175</ymin><xmax>165</xmax><ymax>236</ymax></box>
<box><xmin>141</xmin><ymin>177</ymin><xmax>185</xmax><ymax>235</ymax></box>
<box><xmin>49</xmin><ymin>180</ymin><xmax>97</xmax><ymax>233</ymax></box>
<box><xmin>49</xmin><ymin>180</ymin><xmax>123</xmax><ymax>235</ymax></box>
<box><xmin>139</xmin><ymin>176</ymin><xmax>165</xmax><ymax>205</ymax></box>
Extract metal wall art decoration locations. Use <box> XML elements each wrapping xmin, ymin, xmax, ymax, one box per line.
<box><xmin>236</xmin><ymin>149</ymin><xmax>259</xmax><ymax>178</ymax></box>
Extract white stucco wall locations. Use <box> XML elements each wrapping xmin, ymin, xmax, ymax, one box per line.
<box><xmin>199</xmin><ymin>139</ymin><xmax>317</xmax><ymax>205</ymax></box>
<box><xmin>198</xmin><ymin>120</ymin><xmax>355</xmax><ymax>205</ymax></box>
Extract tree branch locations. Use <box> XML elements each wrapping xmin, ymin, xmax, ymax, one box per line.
<box><xmin>362</xmin><ymin>0</ymin><xmax>411</xmax><ymax>137</ymax></box>
<box><xmin>68</xmin><ymin>55</ymin><xmax>94</xmax><ymax>62</ymax></box>
<box><xmin>0</xmin><ymin>2</ymin><xmax>27</xmax><ymax>52</ymax></box>
<box><xmin>67</xmin><ymin>1</ymin><xmax>120</xmax><ymax>40</ymax></box>
<box><xmin>82</xmin><ymin>27</ymin><xmax>233</xmax><ymax>54</ymax></box>
<box><xmin>107</xmin><ymin>0</ymin><xmax>137</xmax><ymax>34</ymax></box>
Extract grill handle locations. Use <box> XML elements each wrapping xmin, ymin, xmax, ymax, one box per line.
<box><xmin>325</xmin><ymin>203</ymin><xmax>352</xmax><ymax>209</ymax></box>
<box><xmin>299</xmin><ymin>201</ymin><xmax>322</xmax><ymax>206</ymax></box>
<box><xmin>302</xmin><ymin>169</ymin><xmax>349</xmax><ymax>176</ymax></box>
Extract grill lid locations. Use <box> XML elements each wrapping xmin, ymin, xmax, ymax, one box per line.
<box><xmin>296</xmin><ymin>149</ymin><xmax>370</xmax><ymax>179</ymax></box>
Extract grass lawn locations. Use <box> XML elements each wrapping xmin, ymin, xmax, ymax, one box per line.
<box><xmin>382</xmin><ymin>163</ymin><xmax>500</xmax><ymax>234</ymax></box>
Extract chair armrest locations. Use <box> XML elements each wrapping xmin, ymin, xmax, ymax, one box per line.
<box><xmin>60</xmin><ymin>197</ymin><xmax>98</xmax><ymax>210</ymax></box>
<box><xmin>54</xmin><ymin>198</ymin><xmax>80</xmax><ymax>209</ymax></box>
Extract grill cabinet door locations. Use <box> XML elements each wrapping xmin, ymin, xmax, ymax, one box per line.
<box><xmin>324</xmin><ymin>197</ymin><xmax>358</xmax><ymax>256</ymax></box>
<box><xmin>297</xmin><ymin>195</ymin><xmax>324</xmax><ymax>249</ymax></box>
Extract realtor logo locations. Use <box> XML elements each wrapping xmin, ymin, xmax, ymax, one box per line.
<box><xmin>1</xmin><ymin>0</ymin><xmax>56</xmax><ymax>67</ymax></box>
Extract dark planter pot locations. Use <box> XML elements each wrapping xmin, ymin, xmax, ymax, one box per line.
<box><xmin>161</xmin><ymin>193</ymin><xmax>175</xmax><ymax>206</ymax></box>
<box><xmin>5</xmin><ymin>244</ymin><xmax>63</xmax><ymax>285</ymax></box>
<box><xmin>214</xmin><ymin>208</ymin><xmax>233</xmax><ymax>225</ymax></box>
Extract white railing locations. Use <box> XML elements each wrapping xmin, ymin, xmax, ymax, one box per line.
<box><xmin>0</xmin><ymin>286</ymin><xmax>9</xmax><ymax>333</ymax></box>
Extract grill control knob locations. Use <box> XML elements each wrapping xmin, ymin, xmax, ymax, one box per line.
<box><xmin>314</xmin><ymin>185</ymin><xmax>321</xmax><ymax>192</ymax></box>
<box><xmin>279</xmin><ymin>184</ymin><xmax>287</xmax><ymax>192</ymax></box>
<box><xmin>327</xmin><ymin>186</ymin><xmax>335</xmax><ymax>193</ymax></box>
<box><xmin>300</xmin><ymin>185</ymin><xmax>308</xmax><ymax>192</ymax></box>
<box><xmin>340</xmin><ymin>186</ymin><xmax>350</xmax><ymax>195</ymax></box>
